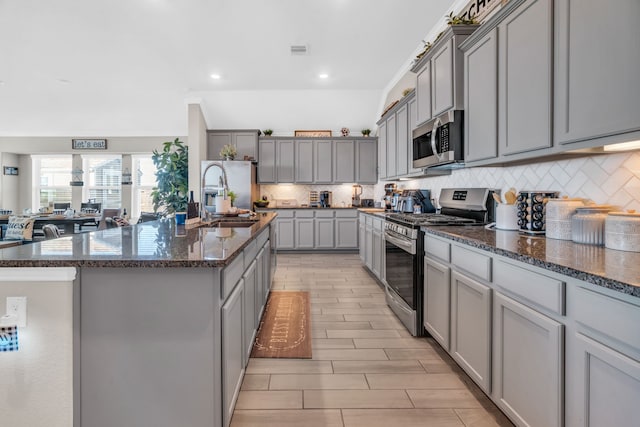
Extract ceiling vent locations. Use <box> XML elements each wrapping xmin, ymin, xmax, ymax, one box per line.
<box><xmin>290</xmin><ymin>45</ymin><xmax>308</xmax><ymax>55</ymax></box>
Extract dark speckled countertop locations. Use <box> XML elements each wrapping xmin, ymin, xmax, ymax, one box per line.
<box><xmin>423</xmin><ymin>226</ymin><xmax>640</xmax><ymax>298</ymax></box>
<box><xmin>0</xmin><ymin>212</ymin><xmax>276</xmax><ymax>268</ymax></box>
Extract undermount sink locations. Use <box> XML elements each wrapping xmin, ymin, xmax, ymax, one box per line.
<box><xmin>211</xmin><ymin>221</ymin><xmax>257</xmax><ymax>228</ymax></box>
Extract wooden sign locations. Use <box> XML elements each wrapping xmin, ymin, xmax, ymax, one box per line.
<box><xmin>458</xmin><ymin>0</ymin><xmax>506</xmax><ymax>23</ymax></box>
<box><xmin>72</xmin><ymin>139</ymin><xmax>107</xmax><ymax>149</ymax></box>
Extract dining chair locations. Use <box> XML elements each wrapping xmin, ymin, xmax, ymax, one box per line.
<box><xmin>41</xmin><ymin>224</ymin><xmax>61</xmax><ymax>239</ymax></box>
<box><xmin>97</xmin><ymin>208</ymin><xmax>122</xmax><ymax>230</ymax></box>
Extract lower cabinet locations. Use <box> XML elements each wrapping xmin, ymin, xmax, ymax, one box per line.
<box><xmin>358</xmin><ymin>220</ymin><xmax>366</xmax><ymax>263</ymax></box>
<box><xmin>269</xmin><ymin>209</ymin><xmax>358</xmax><ymax>250</ymax></box>
<box><xmin>493</xmin><ymin>291</ymin><xmax>563</xmax><ymax>427</ymax></box>
<box><xmin>295</xmin><ymin>218</ymin><xmax>315</xmax><ymax>249</ymax></box>
<box><xmin>315</xmin><ymin>218</ymin><xmax>335</xmax><ymax>249</ymax></box>
<box><xmin>371</xmin><ymin>225</ymin><xmax>383</xmax><ymax>279</ymax></box>
<box><xmin>450</xmin><ymin>271</ymin><xmax>492</xmax><ymax>393</ymax></box>
<box><xmin>359</xmin><ymin>212</ymin><xmax>385</xmax><ymax>283</ymax></box>
<box><xmin>276</xmin><ymin>218</ymin><xmax>295</xmax><ymax>249</ymax></box>
<box><xmin>242</xmin><ymin>260</ymin><xmax>257</xmax><ymax>363</ymax></box>
<box><xmin>424</xmin><ymin>257</ymin><xmax>451</xmax><ymax>350</ymax></box>
<box><xmin>336</xmin><ymin>218</ymin><xmax>358</xmax><ymax>249</ymax></box>
<box><xmin>221</xmin><ymin>278</ymin><xmax>244</xmax><ymax>427</ymax></box>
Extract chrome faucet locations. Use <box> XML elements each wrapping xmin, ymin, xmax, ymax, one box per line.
<box><xmin>201</xmin><ymin>162</ymin><xmax>229</xmax><ymax>221</ymax></box>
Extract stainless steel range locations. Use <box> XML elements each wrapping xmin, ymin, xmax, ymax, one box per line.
<box><xmin>384</xmin><ymin>188</ymin><xmax>493</xmax><ymax>336</ymax></box>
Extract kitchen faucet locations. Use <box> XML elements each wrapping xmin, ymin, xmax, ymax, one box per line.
<box><xmin>201</xmin><ymin>162</ymin><xmax>229</xmax><ymax>221</ymax></box>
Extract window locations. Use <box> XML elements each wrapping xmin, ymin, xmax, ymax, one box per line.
<box><xmin>83</xmin><ymin>155</ymin><xmax>122</xmax><ymax>209</ymax></box>
<box><xmin>32</xmin><ymin>155</ymin><xmax>72</xmax><ymax>209</ymax></box>
<box><xmin>132</xmin><ymin>155</ymin><xmax>158</xmax><ymax>219</ymax></box>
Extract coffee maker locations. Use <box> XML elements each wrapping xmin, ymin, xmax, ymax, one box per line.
<box><xmin>319</xmin><ymin>191</ymin><xmax>332</xmax><ymax>208</ymax></box>
<box><xmin>352</xmin><ymin>184</ymin><xmax>362</xmax><ymax>207</ymax></box>
<box><xmin>383</xmin><ymin>183</ymin><xmax>397</xmax><ymax>211</ymax></box>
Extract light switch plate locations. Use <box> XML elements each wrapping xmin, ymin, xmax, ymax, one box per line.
<box><xmin>6</xmin><ymin>297</ymin><xmax>27</xmax><ymax>327</ymax></box>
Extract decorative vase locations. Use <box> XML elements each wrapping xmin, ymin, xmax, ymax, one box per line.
<box><xmin>341</xmin><ymin>127</ymin><xmax>350</xmax><ymax>137</ymax></box>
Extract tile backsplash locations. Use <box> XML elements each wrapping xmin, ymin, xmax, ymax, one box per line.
<box><xmin>261</xmin><ymin>152</ymin><xmax>640</xmax><ymax>211</ymax></box>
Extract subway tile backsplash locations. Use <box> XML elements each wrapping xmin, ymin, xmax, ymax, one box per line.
<box><xmin>260</xmin><ymin>184</ymin><xmax>377</xmax><ymax>207</ymax></box>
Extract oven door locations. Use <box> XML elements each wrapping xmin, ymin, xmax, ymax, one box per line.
<box><xmin>384</xmin><ymin>230</ymin><xmax>417</xmax><ymax>310</ymax></box>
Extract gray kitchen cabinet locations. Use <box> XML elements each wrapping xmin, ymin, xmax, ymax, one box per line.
<box><xmin>407</xmin><ymin>95</ymin><xmax>422</xmax><ymax>175</ymax></box>
<box><xmin>450</xmin><ymin>271</ymin><xmax>492</xmax><ymax>393</ymax></box>
<box><xmin>364</xmin><ymin>216</ymin><xmax>373</xmax><ymax>271</ymax></box>
<box><xmin>277</xmin><ymin>140</ymin><xmax>295</xmax><ymax>183</ymax></box>
<box><xmin>464</xmin><ymin>28</ymin><xmax>498</xmax><ymax>163</ymax></box>
<box><xmin>257</xmin><ymin>139</ymin><xmax>276</xmax><ymax>183</ymax></box>
<box><xmin>295</xmin><ymin>217</ymin><xmax>315</xmax><ymax>249</ymax></box>
<box><xmin>416</xmin><ymin>61</ymin><xmax>432</xmax><ymax>126</ymax></box>
<box><xmin>222</xmin><ymin>278</ymin><xmax>244</xmax><ymax>427</ymax></box>
<box><xmin>333</xmin><ymin>139</ymin><xmax>355</xmax><ymax>183</ymax></box>
<box><xmin>395</xmin><ymin>104</ymin><xmax>409</xmax><ymax>177</ymax></box>
<box><xmin>431</xmin><ymin>39</ymin><xmax>455</xmax><ymax>117</ymax></box>
<box><xmin>358</xmin><ymin>214</ymin><xmax>366</xmax><ymax>263</ymax></box>
<box><xmin>498</xmin><ymin>0</ymin><xmax>552</xmax><ymax>156</ymax></box>
<box><xmin>207</xmin><ymin>130</ymin><xmax>259</xmax><ymax>161</ymax></box>
<box><xmin>371</xmin><ymin>226</ymin><xmax>383</xmax><ymax>279</ymax></box>
<box><xmin>315</xmin><ymin>218</ymin><xmax>335</xmax><ymax>249</ymax></box>
<box><xmin>314</xmin><ymin>139</ymin><xmax>333</xmax><ymax>183</ymax></box>
<box><xmin>377</xmin><ymin>122</ymin><xmax>387</xmax><ymax>180</ymax></box>
<box><xmin>242</xmin><ymin>260</ymin><xmax>257</xmax><ymax>364</ymax></box>
<box><xmin>295</xmin><ymin>139</ymin><xmax>314</xmax><ymax>183</ymax></box>
<box><xmin>386</xmin><ymin>114</ymin><xmax>397</xmax><ymax>178</ymax></box>
<box><xmin>355</xmin><ymin>139</ymin><xmax>377</xmax><ymax>184</ymax></box>
<box><xmin>493</xmin><ymin>291</ymin><xmax>563</xmax><ymax>427</ymax></box>
<box><xmin>424</xmin><ymin>257</ymin><xmax>451</xmax><ymax>350</ymax></box>
<box><xmin>359</xmin><ymin>212</ymin><xmax>384</xmax><ymax>283</ymax></box>
<box><xmin>276</xmin><ymin>217</ymin><xmax>295</xmax><ymax>249</ymax></box>
<box><xmin>335</xmin><ymin>218</ymin><xmax>358</xmax><ymax>249</ymax></box>
<box><xmin>555</xmin><ymin>0</ymin><xmax>640</xmax><ymax>146</ymax></box>
<box><xmin>255</xmin><ymin>247</ymin><xmax>266</xmax><ymax>319</ymax></box>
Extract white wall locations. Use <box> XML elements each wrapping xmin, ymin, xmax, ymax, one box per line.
<box><xmin>1</xmin><ymin>153</ymin><xmax>19</xmax><ymax>212</ymax></box>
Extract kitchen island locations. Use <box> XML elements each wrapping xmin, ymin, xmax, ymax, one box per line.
<box><xmin>0</xmin><ymin>212</ymin><xmax>277</xmax><ymax>427</ymax></box>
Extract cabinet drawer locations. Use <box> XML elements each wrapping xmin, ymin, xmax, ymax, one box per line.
<box><xmin>451</xmin><ymin>245</ymin><xmax>491</xmax><ymax>282</ymax></box>
<box><xmin>276</xmin><ymin>209</ymin><xmax>294</xmax><ymax>218</ymax></box>
<box><xmin>425</xmin><ymin>236</ymin><xmax>451</xmax><ymax>263</ymax></box>
<box><xmin>222</xmin><ymin>254</ymin><xmax>245</xmax><ymax>300</ymax></box>
<box><xmin>336</xmin><ymin>209</ymin><xmax>359</xmax><ymax>218</ymax></box>
<box><xmin>494</xmin><ymin>260</ymin><xmax>564</xmax><ymax>315</ymax></box>
<box><xmin>574</xmin><ymin>286</ymin><xmax>640</xmax><ymax>352</ymax></box>
<box><xmin>296</xmin><ymin>210</ymin><xmax>314</xmax><ymax>218</ymax></box>
<box><xmin>315</xmin><ymin>210</ymin><xmax>335</xmax><ymax>218</ymax></box>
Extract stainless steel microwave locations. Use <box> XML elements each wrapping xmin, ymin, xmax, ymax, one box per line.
<box><xmin>412</xmin><ymin>110</ymin><xmax>464</xmax><ymax>169</ymax></box>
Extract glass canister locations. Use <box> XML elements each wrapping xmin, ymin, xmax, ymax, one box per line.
<box><xmin>571</xmin><ymin>206</ymin><xmax>612</xmax><ymax>245</ymax></box>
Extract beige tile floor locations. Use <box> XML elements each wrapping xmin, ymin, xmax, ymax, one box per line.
<box><xmin>231</xmin><ymin>253</ymin><xmax>514</xmax><ymax>427</ymax></box>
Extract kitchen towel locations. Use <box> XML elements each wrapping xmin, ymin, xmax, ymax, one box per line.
<box><xmin>0</xmin><ymin>325</ymin><xmax>18</xmax><ymax>352</ymax></box>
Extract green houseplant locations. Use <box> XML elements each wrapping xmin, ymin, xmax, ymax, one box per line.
<box><xmin>151</xmin><ymin>138</ymin><xmax>189</xmax><ymax>215</ymax></box>
<box><xmin>361</xmin><ymin>129</ymin><xmax>371</xmax><ymax>137</ymax></box>
<box><xmin>219</xmin><ymin>144</ymin><xmax>237</xmax><ymax>160</ymax></box>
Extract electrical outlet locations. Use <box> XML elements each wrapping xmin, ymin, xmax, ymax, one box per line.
<box><xmin>6</xmin><ymin>297</ymin><xmax>27</xmax><ymax>327</ymax></box>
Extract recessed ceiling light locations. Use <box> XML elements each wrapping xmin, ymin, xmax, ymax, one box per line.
<box><xmin>210</xmin><ymin>74</ymin><xmax>221</xmax><ymax>80</ymax></box>
<box><xmin>0</xmin><ymin>80</ymin><xmax>5</xmax><ymax>86</ymax></box>
<box><xmin>319</xmin><ymin>73</ymin><xmax>329</xmax><ymax>79</ymax></box>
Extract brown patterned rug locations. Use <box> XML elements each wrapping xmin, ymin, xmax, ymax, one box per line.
<box><xmin>251</xmin><ymin>291</ymin><xmax>312</xmax><ymax>359</ymax></box>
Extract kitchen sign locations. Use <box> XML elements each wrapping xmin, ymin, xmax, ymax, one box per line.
<box><xmin>458</xmin><ymin>0</ymin><xmax>506</xmax><ymax>23</ymax></box>
<box><xmin>72</xmin><ymin>139</ymin><xmax>107</xmax><ymax>150</ymax></box>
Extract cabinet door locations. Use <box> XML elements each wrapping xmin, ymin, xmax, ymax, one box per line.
<box><xmin>555</xmin><ymin>0</ymin><xmax>640</xmax><ymax>145</ymax></box>
<box><xmin>377</xmin><ymin>122</ymin><xmax>387</xmax><ymax>180</ymax></box>
<box><xmin>355</xmin><ymin>139</ymin><xmax>377</xmax><ymax>184</ymax></box>
<box><xmin>276</xmin><ymin>218</ymin><xmax>295</xmax><ymax>249</ymax></box>
<box><xmin>493</xmin><ymin>292</ymin><xmax>563</xmax><ymax>427</ymax></box>
<box><xmin>451</xmin><ymin>271</ymin><xmax>492</xmax><ymax>393</ymax></box>
<box><xmin>372</xmin><ymin>229</ymin><xmax>382</xmax><ymax>279</ymax></box>
<box><xmin>499</xmin><ymin>0</ymin><xmax>553</xmax><ymax>155</ymax></box>
<box><xmin>416</xmin><ymin>63</ymin><xmax>432</xmax><ymax>126</ymax></box>
<box><xmin>365</xmin><ymin>224</ymin><xmax>373</xmax><ymax>270</ymax></box>
<box><xmin>464</xmin><ymin>28</ymin><xmax>498</xmax><ymax>163</ymax></box>
<box><xmin>277</xmin><ymin>140</ymin><xmax>295</xmax><ymax>183</ymax></box>
<box><xmin>432</xmin><ymin>39</ymin><xmax>454</xmax><ymax>117</ymax></box>
<box><xmin>256</xmin><ymin>247</ymin><xmax>265</xmax><ymax>318</ymax></box>
<box><xmin>313</xmin><ymin>139</ymin><xmax>333</xmax><ymax>183</ymax></box>
<box><xmin>395</xmin><ymin>105</ymin><xmax>409</xmax><ymax>177</ymax></box>
<box><xmin>424</xmin><ymin>258</ymin><xmax>451</xmax><ymax>350</ymax></box>
<box><xmin>207</xmin><ymin>132</ymin><xmax>232</xmax><ymax>160</ymax></box>
<box><xmin>295</xmin><ymin>139</ymin><xmax>314</xmax><ymax>183</ymax></box>
<box><xmin>295</xmin><ymin>218</ymin><xmax>314</xmax><ymax>249</ymax></box>
<box><xmin>243</xmin><ymin>260</ymin><xmax>257</xmax><ymax>364</ymax></box>
<box><xmin>336</xmin><ymin>218</ymin><xmax>358</xmax><ymax>249</ymax></box>
<box><xmin>258</xmin><ymin>139</ymin><xmax>276</xmax><ymax>183</ymax></box>
<box><xmin>222</xmin><ymin>279</ymin><xmax>244</xmax><ymax>427</ymax></box>
<box><xmin>333</xmin><ymin>139</ymin><xmax>355</xmax><ymax>183</ymax></box>
<box><xmin>407</xmin><ymin>97</ymin><xmax>422</xmax><ymax>174</ymax></box>
<box><xmin>358</xmin><ymin>218</ymin><xmax>366</xmax><ymax>263</ymax></box>
<box><xmin>567</xmin><ymin>333</ymin><xmax>640</xmax><ymax>427</ymax></box>
<box><xmin>234</xmin><ymin>132</ymin><xmax>258</xmax><ymax>161</ymax></box>
<box><xmin>315</xmin><ymin>218</ymin><xmax>335</xmax><ymax>249</ymax></box>
<box><xmin>386</xmin><ymin>115</ymin><xmax>397</xmax><ymax>178</ymax></box>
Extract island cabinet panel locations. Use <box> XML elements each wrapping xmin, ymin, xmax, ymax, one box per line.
<box><xmin>450</xmin><ymin>271</ymin><xmax>492</xmax><ymax>393</ymax></box>
<box><xmin>255</xmin><ymin>247</ymin><xmax>266</xmax><ymax>319</ymax></box>
<box><xmin>295</xmin><ymin>139</ymin><xmax>314</xmax><ymax>183</ymax></box>
<box><xmin>222</xmin><ymin>278</ymin><xmax>245</xmax><ymax>427</ymax></box>
<box><xmin>424</xmin><ymin>257</ymin><xmax>451</xmax><ymax>350</ymax></box>
<box><xmin>498</xmin><ymin>0</ymin><xmax>553</xmax><ymax>156</ymax></box>
<box><xmin>555</xmin><ymin>0</ymin><xmax>640</xmax><ymax>146</ymax></box>
<box><xmin>277</xmin><ymin>140</ymin><xmax>295</xmax><ymax>183</ymax></box>
<box><xmin>258</xmin><ymin>139</ymin><xmax>276</xmax><ymax>183</ymax></box>
<box><xmin>314</xmin><ymin>139</ymin><xmax>333</xmax><ymax>183</ymax></box>
<box><xmin>377</xmin><ymin>122</ymin><xmax>387</xmax><ymax>180</ymax></box>
<box><xmin>242</xmin><ymin>260</ymin><xmax>258</xmax><ymax>364</ymax></box>
<box><xmin>333</xmin><ymin>139</ymin><xmax>356</xmax><ymax>183</ymax></box>
<box><xmin>493</xmin><ymin>291</ymin><xmax>563</xmax><ymax>427</ymax></box>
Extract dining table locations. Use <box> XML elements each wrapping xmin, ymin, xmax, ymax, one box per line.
<box><xmin>0</xmin><ymin>214</ymin><xmax>101</xmax><ymax>235</ymax></box>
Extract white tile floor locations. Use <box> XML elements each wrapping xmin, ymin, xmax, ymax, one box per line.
<box><xmin>231</xmin><ymin>253</ymin><xmax>514</xmax><ymax>427</ymax></box>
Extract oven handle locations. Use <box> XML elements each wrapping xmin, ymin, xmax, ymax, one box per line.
<box><xmin>384</xmin><ymin>231</ymin><xmax>416</xmax><ymax>255</ymax></box>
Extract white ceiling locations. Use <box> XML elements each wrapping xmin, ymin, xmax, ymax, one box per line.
<box><xmin>0</xmin><ymin>0</ymin><xmax>458</xmax><ymax>138</ymax></box>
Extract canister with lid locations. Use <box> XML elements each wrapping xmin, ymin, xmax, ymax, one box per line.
<box><xmin>571</xmin><ymin>205</ymin><xmax>612</xmax><ymax>245</ymax></box>
<box><xmin>605</xmin><ymin>211</ymin><xmax>640</xmax><ymax>252</ymax></box>
<box><xmin>545</xmin><ymin>198</ymin><xmax>584</xmax><ymax>240</ymax></box>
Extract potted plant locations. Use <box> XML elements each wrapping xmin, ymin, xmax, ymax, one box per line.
<box><xmin>227</xmin><ymin>191</ymin><xmax>237</xmax><ymax>207</ymax></box>
<box><xmin>219</xmin><ymin>144</ymin><xmax>237</xmax><ymax>160</ymax></box>
<box><xmin>151</xmin><ymin>138</ymin><xmax>189</xmax><ymax>216</ymax></box>
<box><xmin>361</xmin><ymin>129</ymin><xmax>371</xmax><ymax>137</ymax></box>
<box><xmin>263</xmin><ymin>129</ymin><xmax>273</xmax><ymax>136</ymax></box>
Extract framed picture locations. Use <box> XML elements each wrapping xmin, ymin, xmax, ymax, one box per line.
<box><xmin>294</xmin><ymin>130</ymin><xmax>332</xmax><ymax>137</ymax></box>
<box><xmin>72</xmin><ymin>139</ymin><xmax>107</xmax><ymax>149</ymax></box>
<box><xmin>3</xmin><ymin>166</ymin><xmax>18</xmax><ymax>175</ymax></box>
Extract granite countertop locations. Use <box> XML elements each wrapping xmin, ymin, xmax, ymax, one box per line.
<box><xmin>423</xmin><ymin>226</ymin><xmax>640</xmax><ymax>298</ymax></box>
<box><xmin>256</xmin><ymin>206</ymin><xmax>360</xmax><ymax>210</ymax></box>
<box><xmin>0</xmin><ymin>212</ymin><xmax>277</xmax><ymax>268</ymax></box>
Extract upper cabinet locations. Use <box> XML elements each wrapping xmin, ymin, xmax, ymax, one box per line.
<box><xmin>411</xmin><ymin>25</ymin><xmax>479</xmax><ymax>127</ymax></box>
<box><xmin>207</xmin><ymin>130</ymin><xmax>260</xmax><ymax>161</ymax></box>
<box><xmin>554</xmin><ymin>0</ymin><xmax>640</xmax><ymax>146</ymax></box>
<box><xmin>257</xmin><ymin>137</ymin><xmax>376</xmax><ymax>184</ymax></box>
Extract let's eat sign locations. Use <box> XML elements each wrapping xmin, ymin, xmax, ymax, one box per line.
<box><xmin>72</xmin><ymin>139</ymin><xmax>107</xmax><ymax>150</ymax></box>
